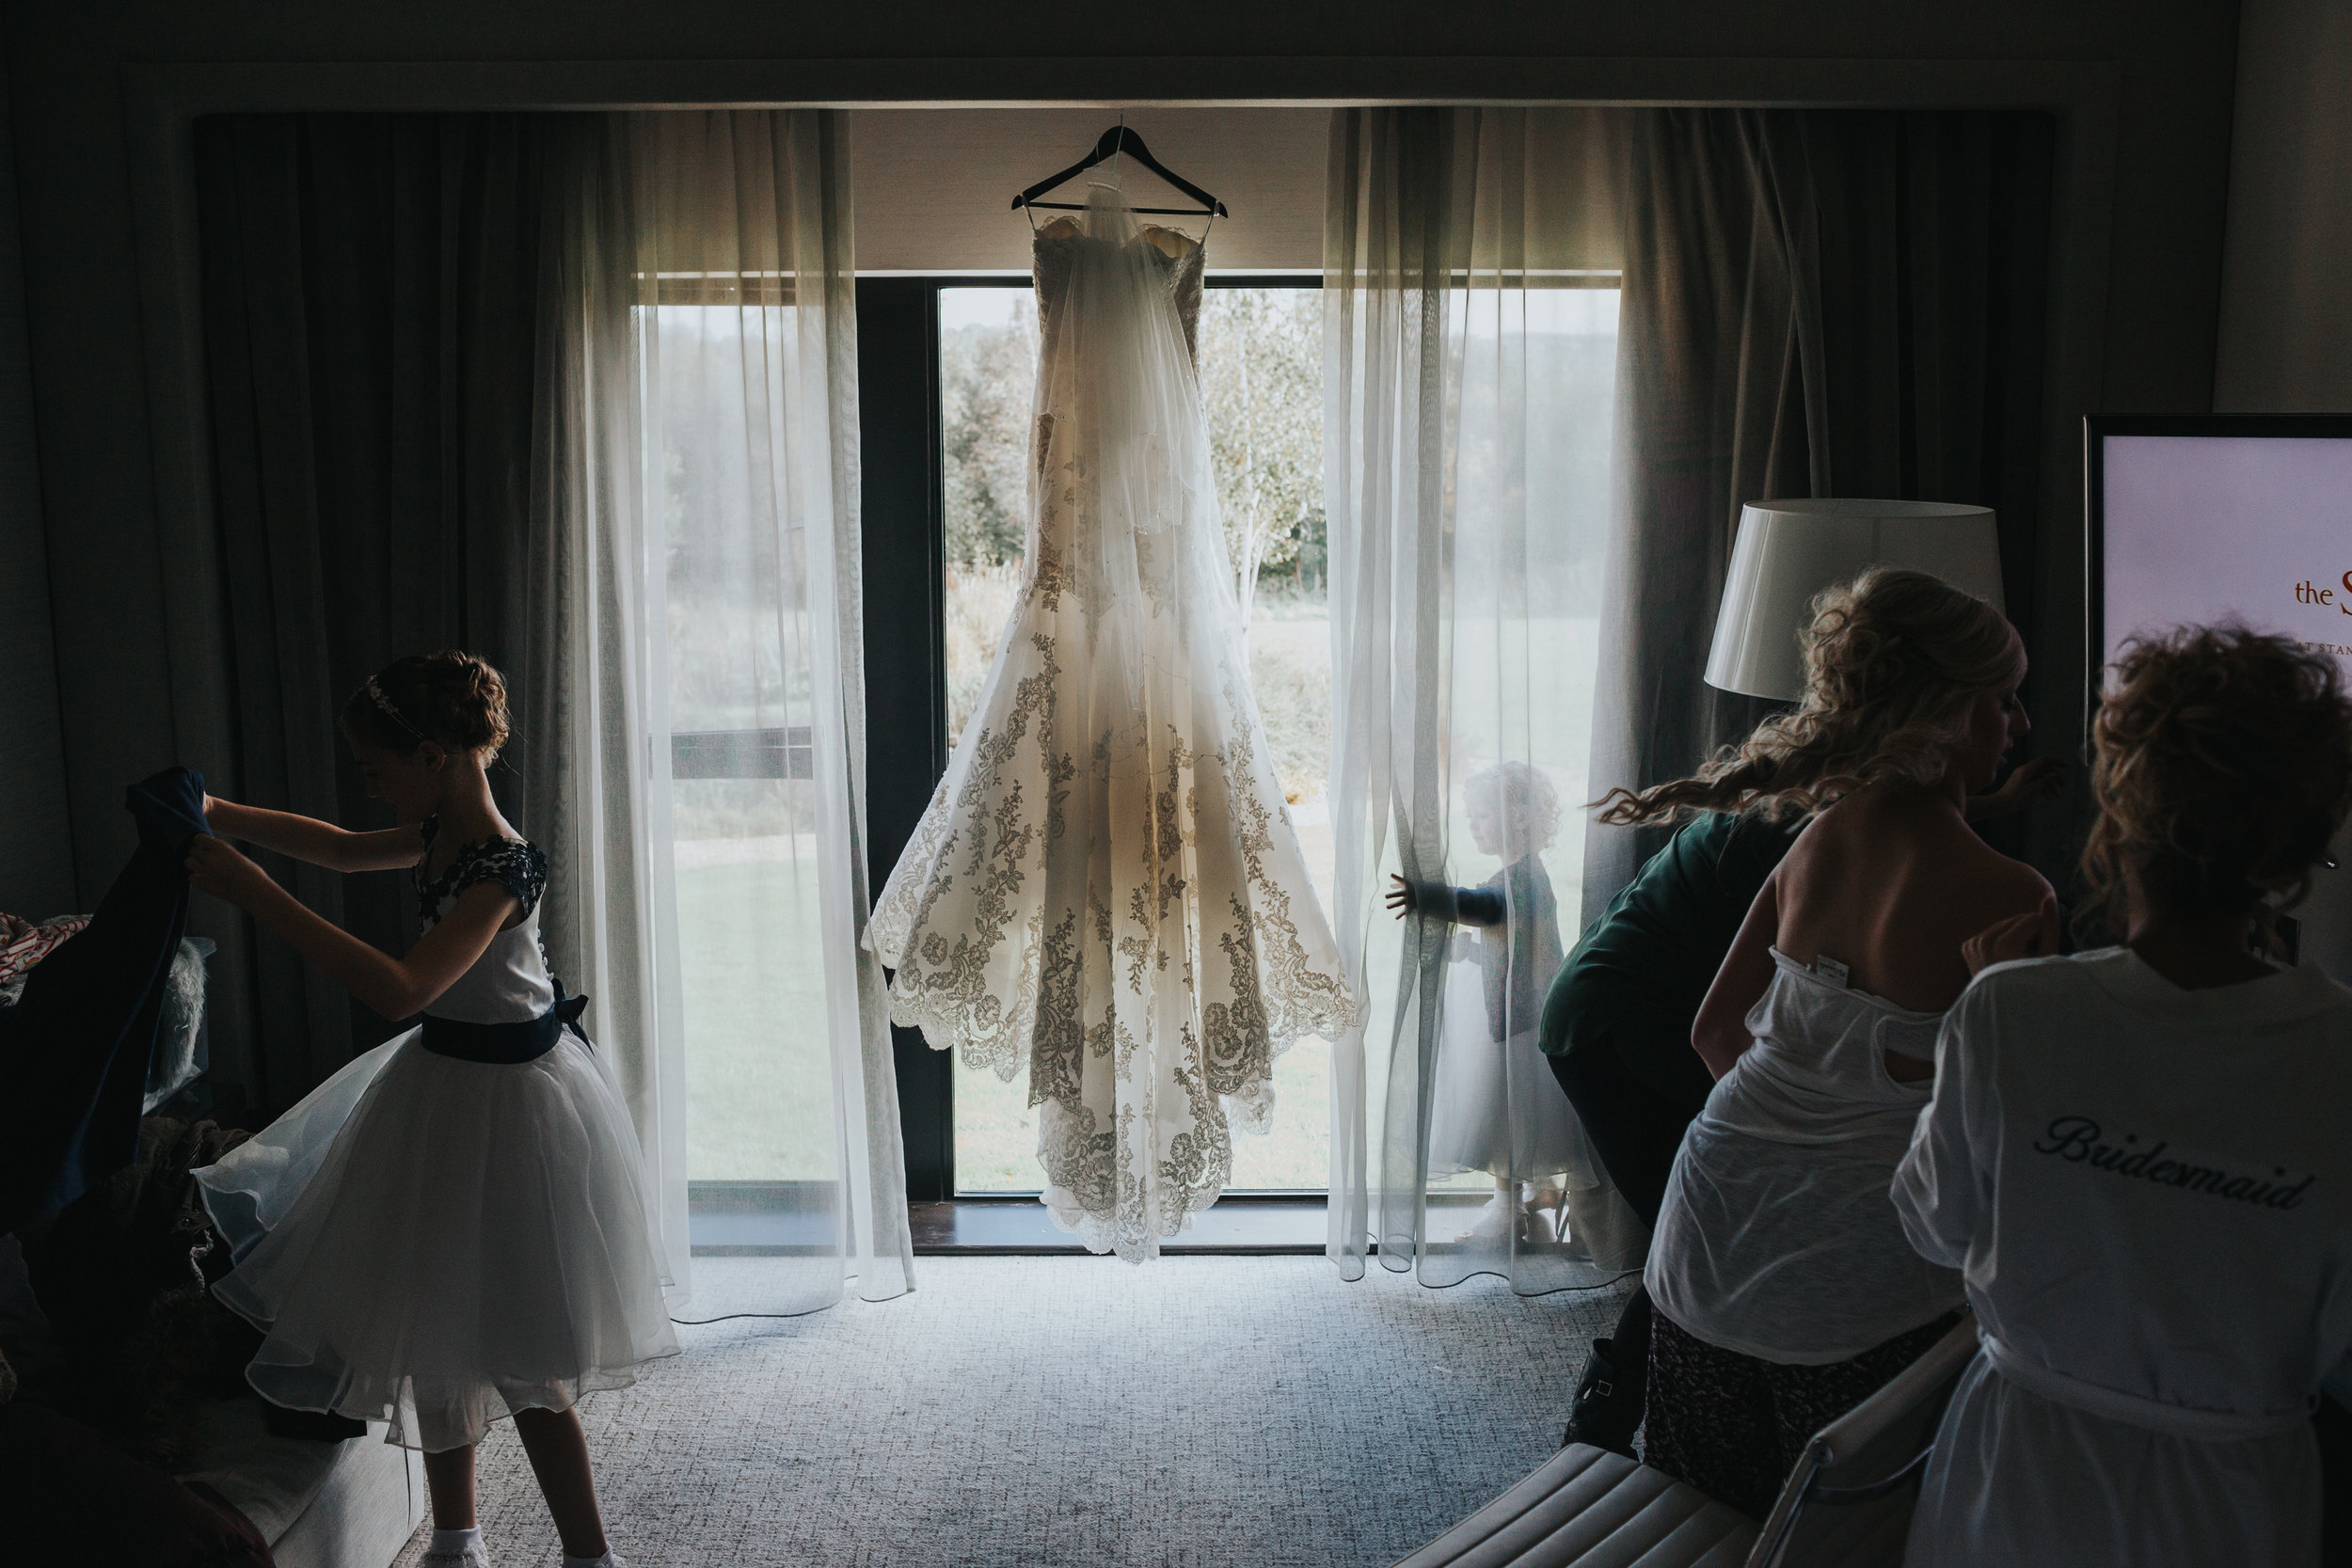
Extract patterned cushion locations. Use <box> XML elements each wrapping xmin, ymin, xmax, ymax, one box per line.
<box><xmin>1392</xmin><ymin>1443</ymin><xmax>1759</xmax><ymax>1568</ymax></box>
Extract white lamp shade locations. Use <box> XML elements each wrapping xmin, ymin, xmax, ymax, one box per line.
<box><xmin>1703</xmin><ymin>498</ymin><xmax>2004</xmax><ymax>701</ymax></box>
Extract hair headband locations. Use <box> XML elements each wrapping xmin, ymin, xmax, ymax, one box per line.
<box><xmin>365</xmin><ymin>676</ymin><xmax>427</xmax><ymax>741</ymax></box>
<box><xmin>364</xmin><ymin>667</ymin><xmax>517</xmax><ymax>774</ymax></box>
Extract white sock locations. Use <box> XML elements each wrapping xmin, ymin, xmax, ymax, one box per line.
<box><xmin>430</xmin><ymin>1527</ymin><xmax>484</xmax><ymax>1557</ymax></box>
<box><xmin>562</xmin><ymin>1554</ymin><xmax>619</xmax><ymax>1568</ymax></box>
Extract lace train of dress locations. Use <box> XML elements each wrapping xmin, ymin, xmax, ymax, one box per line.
<box><xmin>868</xmin><ymin>186</ymin><xmax>1355</xmax><ymax>1260</ymax></box>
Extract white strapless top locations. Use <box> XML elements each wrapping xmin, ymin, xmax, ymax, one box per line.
<box><xmin>1646</xmin><ymin>949</ymin><xmax>1963</xmax><ymax>1363</ymax></box>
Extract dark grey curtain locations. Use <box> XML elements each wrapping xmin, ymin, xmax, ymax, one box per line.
<box><xmin>196</xmin><ymin>115</ymin><xmax>555</xmax><ymax>1107</ymax></box>
<box><xmin>1581</xmin><ymin>109</ymin><xmax>2055</xmax><ymax>920</ymax></box>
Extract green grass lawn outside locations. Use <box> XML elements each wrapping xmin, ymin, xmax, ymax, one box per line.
<box><xmin>674</xmin><ymin>842</ymin><xmax>1341</xmax><ymax>1188</ymax></box>
<box><xmin>676</xmin><ymin>850</ymin><xmax>837</xmax><ymax>1181</ymax></box>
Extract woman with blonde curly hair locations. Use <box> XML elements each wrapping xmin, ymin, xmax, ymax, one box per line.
<box><xmin>1630</xmin><ymin>566</ymin><xmax>2055</xmax><ymax>1518</ymax></box>
<box><xmin>1895</xmin><ymin>626</ymin><xmax>2352</xmax><ymax>1567</ymax></box>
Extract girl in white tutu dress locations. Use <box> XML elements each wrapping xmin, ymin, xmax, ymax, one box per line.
<box><xmin>183</xmin><ymin>651</ymin><xmax>675</xmax><ymax>1568</ymax></box>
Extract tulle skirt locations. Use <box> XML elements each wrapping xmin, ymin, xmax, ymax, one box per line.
<box><xmin>1426</xmin><ymin>959</ymin><xmax>1601</xmax><ymax>1185</ymax></box>
<box><xmin>193</xmin><ymin>1029</ymin><xmax>679</xmax><ymax>1451</ymax></box>
<box><xmin>1425</xmin><ymin>962</ymin><xmax>1649</xmax><ymax>1270</ymax></box>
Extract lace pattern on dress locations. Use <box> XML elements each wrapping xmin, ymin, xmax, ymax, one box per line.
<box><xmin>866</xmin><ymin>205</ymin><xmax>1357</xmax><ymax>1262</ymax></box>
<box><xmin>415</xmin><ymin>816</ymin><xmax>549</xmax><ymax>928</ymax></box>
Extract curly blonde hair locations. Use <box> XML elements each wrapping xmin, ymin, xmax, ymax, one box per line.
<box><xmin>2081</xmin><ymin>626</ymin><xmax>2352</xmax><ymax>937</ymax></box>
<box><xmin>1467</xmin><ymin>760</ymin><xmax>1562</xmax><ymax>861</ymax></box>
<box><xmin>1595</xmin><ymin>566</ymin><xmax>2023</xmax><ymax>826</ymax></box>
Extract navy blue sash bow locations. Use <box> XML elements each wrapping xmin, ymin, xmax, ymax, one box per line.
<box><xmin>420</xmin><ymin>993</ymin><xmax>591</xmax><ymax>1065</ymax></box>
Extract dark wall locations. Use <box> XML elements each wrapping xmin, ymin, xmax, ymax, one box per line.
<box><xmin>2214</xmin><ymin>0</ymin><xmax>2352</xmax><ymax>409</ymax></box>
<box><xmin>1</xmin><ymin>1</ymin><xmax>2243</xmax><ymax>900</ymax></box>
<box><xmin>0</xmin><ymin>24</ymin><xmax>72</xmax><ymax>918</ymax></box>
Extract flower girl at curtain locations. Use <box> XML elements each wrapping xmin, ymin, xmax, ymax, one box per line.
<box><xmin>183</xmin><ymin>652</ymin><xmax>675</xmax><ymax>1568</ymax></box>
<box><xmin>1388</xmin><ymin>762</ymin><xmax>1641</xmax><ymax>1261</ymax></box>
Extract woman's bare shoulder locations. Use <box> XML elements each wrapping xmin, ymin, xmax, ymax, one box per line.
<box><xmin>1779</xmin><ymin>798</ymin><xmax>2046</xmax><ymax>1008</ymax></box>
<box><xmin>1896</xmin><ymin>814</ymin><xmax>2054</xmax><ymax>943</ymax></box>
<box><xmin>1786</xmin><ymin>787</ymin><xmax>2049</xmax><ymax>919</ymax></box>
<box><xmin>1782</xmin><ymin>786</ymin><xmax>1938</xmax><ymax>870</ymax></box>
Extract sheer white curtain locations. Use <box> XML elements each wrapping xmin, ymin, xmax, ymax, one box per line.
<box><xmin>1324</xmin><ymin>107</ymin><xmax>1644</xmax><ymax>1294</ymax></box>
<box><xmin>533</xmin><ymin>109</ymin><xmax>912</xmax><ymax>1313</ymax></box>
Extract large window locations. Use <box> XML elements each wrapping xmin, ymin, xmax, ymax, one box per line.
<box><xmin>854</xmin><ymin>273</ymin><xmax>1621</xmax><ymax>1210</ymax></box>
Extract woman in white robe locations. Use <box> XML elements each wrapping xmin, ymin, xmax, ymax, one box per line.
<box><xmin>1896</xmin><ymin>626</ymin><xmax>2352</xmax><ymax>1567</ymax></box>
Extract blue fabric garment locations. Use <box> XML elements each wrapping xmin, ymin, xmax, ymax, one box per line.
<box><xmin>1403</xmin><ymin>856</ymin><xmax>1565</xmax><ymax>1042</ymax></box>
<box><xmin>0</xmin><ymin>767</ymin><xmax>206</xmax><ymax>1233</ymax></box>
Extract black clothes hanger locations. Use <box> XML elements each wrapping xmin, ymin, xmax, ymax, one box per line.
<box><xmin>1010</xmin><ymin>126</ymin><xmax>1231</xmax><ymax>219</ymax></box>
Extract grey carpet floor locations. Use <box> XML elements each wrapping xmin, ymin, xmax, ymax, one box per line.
<box><xmin>392</xmin><ymin>1256</ymin><xmax>1630</xmax><ymax>1568</ymax></box>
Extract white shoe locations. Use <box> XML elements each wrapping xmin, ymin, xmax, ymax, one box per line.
<box><xmin>1458</xmin><ymin>1192</ymin><xmax>1515</xmax><ymax>1241</ymax></box>
<box><xmin>421</xmin><ymin>1538</ymin><xmax>488</xmax><ymax>1568</ymax></box>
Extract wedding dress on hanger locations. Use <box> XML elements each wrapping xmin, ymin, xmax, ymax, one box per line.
<box><xmin>869</xmin><ymin>181</ymin><xmax>1355</xmax><ymax>1261</ymax></box>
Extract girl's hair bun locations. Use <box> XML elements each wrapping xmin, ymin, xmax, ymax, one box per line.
<box><xmin>341</xmin><ymin>650</ymin><xmax>512</xmax><ymax>760</ymax></box>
